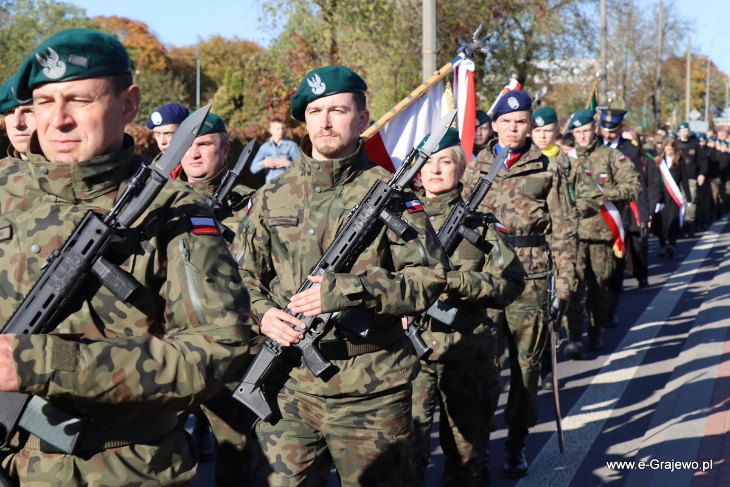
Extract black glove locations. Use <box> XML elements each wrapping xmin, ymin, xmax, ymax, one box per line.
<box><xmin>640</xmin><ymin>222</ymin><xmax>649</xmax><ymax>240</ymax></box>
<box><xmin>548</xmin><ymin>297</ymin><xmax>568</xmax><ymax>333</ymax></box>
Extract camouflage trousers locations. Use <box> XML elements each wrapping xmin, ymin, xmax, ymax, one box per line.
<box><xmin>491</xmin><ymin>278</ymin><xmax>548</xmax><ymax>430</ymax></box>
<box><xmin>566</xmin><ymin>240</ymin><xmax>615</xmax><ymax>341</ymax></box>
<box><xmin>0</xmin><ymin>427</ymin><xmax>197</xmax><ymax>486</ymax></box>
<box><xmin>411</xmin><ymin>357</ymin><xmax>501</xmax><ymax>487</ymax></box>
<box><xmin>254</xmin><ymin>385</ymin><xmax>415</xmax><ymax>487</ymax></box>
<box><xmin>712</xmin><ymin>179</ymin><xmax>724</xmax><ymax>219</ymax></box>
<box><xmin>201</xmin><ymin>378</ymin><xmax>257</xmax><ymax>487</ymax></box>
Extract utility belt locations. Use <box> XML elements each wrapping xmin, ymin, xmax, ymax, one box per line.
<box><xmin>9</xmin><ymin>409</ymin><xmax>178</xmax><ymax>453</ymax></box>
<box><xmin>506</xmin><ymin>234</ymin><xmax>546</xmax><ymax>247</ymax></box>
<box><xmin>318</xmin><ymin>323</ymin><xmax>405</xmax><ymax>360</ymax></box>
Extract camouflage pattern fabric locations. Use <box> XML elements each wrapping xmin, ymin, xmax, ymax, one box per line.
<box><xmin>489</xmin><ymin>278</ymin><xmax>548</xmax><ymax>429</ymax></box>
<box><xmin>566</xmin><ymin>138</ymin><xmax>640</xmax><ymax>338</ymax></box>
<box><xmin>550</xmin><ymin>148</ymin><xmax>605</xmax><ymax>219</ymax></box>
<box><xmin>572</xmin><ymin>138</ymin><xmax>641</xmax><ymax>241</ymax></box>
<box><xmin>461</xmin><ymin>138</ymin><xmax>577</xmax><ymax>431</ymax></box>
<box><xmin>684</xmin><ymin>178</ymin><xmax>697</xmax><ymax>224</ymax></box>
<box><xmin>566</xmin><ymin>241</ymin><xmax>615</xmax><ymax>341</ymax></box>
<box><xmin>0</xmin><ymin>135</ymin><xmax>251</xmax><ymax>486</ymax></box>
<box><xmin>182</xmin><ymin>167</ymin><xmax>257</xmax><ymax>486</ymax></box>
<box><xmin>411</xmin><ymin>185</ymin><xmax>525</xmax><ymax>486</ymax></box>
<box><xmin>412</xmin><ymin>359</ymin><xmax>500</xmax><ymax>487</ymax></box>
<box><xmin>231</xmin><ymin>136</ymin><xmax>450</xmax><ymax>485</ymax></box>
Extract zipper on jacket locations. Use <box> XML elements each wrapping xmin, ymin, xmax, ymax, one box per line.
<box><xmin>179</xmin><ymin>239</ymin><xmax>207</xmax><ymax>326</ymax></box>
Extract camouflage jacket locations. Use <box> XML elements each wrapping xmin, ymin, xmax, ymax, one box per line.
<box><xmin>0</xmin><ymin>146</ymin><xmax>24</xmax><ymax>170</ymax></box>
<box><xmin>182</xmin><ymin>167</ymin><xmax>255</xmax><ymax>244</ymax></box>
<box><xmin>546</xmin><ymin>145</ymin><xmax>604</xmax><ymax>219</ymax></box>
<box><xmin>1</xmin><ymin>136</ymin><xmax>250</xmax><ymax>428</ymax></box>
<box><xmin>418</xmin><ymin>186</ymin><xmax>526</xmax><ymax>361</ymax></box>
<box><xmin>232</xmin><ymin>136</ymin><xmax>450</xmax><ymax>396</ymax></box>
<box><xmin>574</xmin><ymin>138</ymin><xmax>641</xmax><ymax>241</ymax></box>
<box><xmin>462</xmin><ymin>138</ymin><xmax>577</xmax><ymax>301</ymax></box>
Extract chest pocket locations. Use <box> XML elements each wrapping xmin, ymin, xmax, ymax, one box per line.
<box><xmin>267</xmin><ymin>208</ymin><xmax>303</xmax><ymax>254</ymax></box>
<box><xmin>518</xmin><ymin>174</ymin><xmax>550</xmax><ymax>200</ymax></box>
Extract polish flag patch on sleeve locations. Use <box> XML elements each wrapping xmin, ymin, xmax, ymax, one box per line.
<box><xmin>584</xmin><ymin>169</ymin><xmax>592</xmax><ymax>176</ymax></box>
<box><xmin>496</xmin><ymin>222</ymin><xmax>508</xmax><ymax>233</ymax></box>
<box><xmin>191</xmin><ymin>216</ymin><xmax>220</xmax><ymax>235</ymax></box>
<box><xmin>405</xmin><ymin>199</ymin><xmax>424</xmax><ymax>213</ymax></box>
<box><xmin>245</xmin><ymin>198</ymin><xmax>253</xmax><ymax>214</ymax></box>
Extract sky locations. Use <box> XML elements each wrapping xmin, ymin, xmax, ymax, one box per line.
<box><xmin>68</xmin><ymin>0</ymin><xmax>730</xmax><ymax>76</ymax></box>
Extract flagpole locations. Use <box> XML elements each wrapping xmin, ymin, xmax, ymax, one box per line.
<box><xmin>361</xmin><ymin>54</ymin><xmax>465</xmax><ymax>140</ymax></box>
<box><xmin>585</xmin><ymin>76</ymin><xmax>600</xmax><ymax>109</ymax></box>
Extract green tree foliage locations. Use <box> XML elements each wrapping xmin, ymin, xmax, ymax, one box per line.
<box><xmin>0</xmin><ymin>0</ymin><xmax>100</xmax><ymax>79</ymax></box>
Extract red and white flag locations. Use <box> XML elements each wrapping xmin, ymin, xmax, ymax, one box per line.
<box><xmin>364</xmin><ymin>80</ymin><xmax>448</xmax><ymax>173</ymax></box>
<box><xmin>453</xmin><ymin>59</ymin><xmax>476</xmax><ymax>159</ymax></box>
<box><xmin>658</xmin><ymin>158</ymin><xmax>686</xmax><ymax>228</ymax></box>
<box><xmin>600</xmin><ymin>202</ymin><xmax>625</xmax><ymax>257</ymax></box>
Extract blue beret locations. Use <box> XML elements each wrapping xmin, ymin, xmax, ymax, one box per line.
<box><xmin>198</xmin><ymin>112</ymin><xmax>227</xmax><ymax>136</ymax></box>
<box><xmin>417</xmin><ymin>127</ymin><xmax>461</xmax><ymax>153</ymax></box>
<box><xmin>476</xmin><ymin>110</ymin><xmax>491</xmax><ymax>126</ymax></box>
<box><xmin>14</xmin><ymin>28</ymin><xmax>130</xmax><ymax>100</ymax></box>
<box><xmin>678</xmin><ymin>122</ymin><xmax>689</xmax><ymax>130</ymax></box>
<box><xmin>0</xmin><ymin>72</ymin><xmax>32</xmax><ymax>113</ymax></box>
<box><xmin>491</xmin><ymin>90</ymin><xmax>532</xmax><ymax>122</ymax></box>
<box><xmin>569</xmin><ymin>109</ymin><xmax>596</xmax><ymax>130</ymax></box>
<box><xmin>146</xmin><ymin>103</ymin><xmax>189</xmax><ymax>129</ymax></box>
<box><xmin>532</xmin><ymin>106</ymin><xmax>558</xmax><ymax>127</ymax></box>
<box><xmin>291</xmin><ymin>66</ymin><xmax>367</xmax><ymax>122</ymax></box>
<box><xmin>598</xmin><ymin>108</ymin><xmax>627</xmax><ymax>131</ymax></box>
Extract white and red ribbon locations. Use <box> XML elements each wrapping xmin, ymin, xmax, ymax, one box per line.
<box><xmin>658</xmin><ymin>158</ymin><xmax>686</xmax><ymax>228</ymax></box>
<box><xmin>600</xmin><ymin>201</ymin><xmax>625</xmax><ymax>257</ymax></box>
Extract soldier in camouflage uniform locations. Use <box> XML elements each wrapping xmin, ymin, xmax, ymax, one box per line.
<box><xmin>565</xmin><ymin>109</ymin><xmax>641</xmax><ymax>357</ymax></box>
<box><xmin>410</xmin><ymin>127</ymin><xmax>526</xmax><ymax>486</ymax></box>
<box><xmin>461</xmin><ymin>91</ymin><xmax>577</xmax><ymax>479</ymax></box>
<box><xmin>531</xmin><ymin>106</ymin><xmax>603</xmax><ymax>385</ymax></box>
<box><xmin>231</xmin><ymin>66</ymin><xmax>450</xmax><ymax>486</ymax></box>
<box><xmin>0</xmin><ymin>29</ymin><xmax>250</xmax><ymax>486</ymax></box>
<box><xmin>0</xmin><ymin>72</ymin><xmax>35</xmax><ymax>165</ymax></box>
<box><xmin>177</xmin><ymin>111</ymin><xmax>256</xmax><ymax>486</ymax></box>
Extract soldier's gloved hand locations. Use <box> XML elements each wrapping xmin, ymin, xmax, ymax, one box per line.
<box><xmin>548</xmin><ymin>297</ymin><xmax>568</xmax><ymax>333</ymax></box>
<box><xmin>640</xmin><ymin>222</ymin><xmax>649</xmax><ymax>240</ymax></box>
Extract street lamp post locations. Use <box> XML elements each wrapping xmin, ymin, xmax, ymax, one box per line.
<box><xmin>705</xmin><ymin>31</ymin><xmax>730</xmax><ymax>123</ymax></box>
<box><xmin>195</xmin><ymin>51</ymin><xmax>201</xmax><ymax>110</ymax></box>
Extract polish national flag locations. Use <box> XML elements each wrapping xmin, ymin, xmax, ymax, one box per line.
<box><xmin>599</xmin><ymin>202</ymin><xmax>625</xmax><ymax>257</ymax></box>
<box><xmin>454</xmin><ymin>59</ymin><xmax>476</xmax><ymax>159</ymax></box>
<box><xmin>364</xmin><ymin>80</ymin><xmax>448</xmax><ymax>173</ymax></box>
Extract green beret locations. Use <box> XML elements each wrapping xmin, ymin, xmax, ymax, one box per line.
<box><xmin>476</xmin><ymin>110</ymin><xmax>491</xmax><ymax>126</ymax></box>
<box><xmin>569</xmin><ymin>109</ymin><xmax>596</xmax><ymax>130</ymax></box>
<box><xmin>14</xmin><ymin>28</ymin><xmax>130</xmax><ymax>100</ymax></box>
<box><xmin>291</xmin><ymin>66</ymin><xmax>367</xmax><ymax>122</ymax></box>
<box><xmin>532</xmin><ymin>106</ymin><xmax>557</xmax><ymax>127</ymax></box>
<box><xmin>678</xmin><ymin>122</ymin><xmax>689</xmax><ymax>130</ymax></box>
<box><xmin>198</xmin><ymin>113</ymin><xmax>226</xmax><ymax>136</ymax></box>
<box><xmin>709</xmin><ymin>135</ymin><xmax>717</xmax><ymax>141</ymax></box>
<box><xmin>0</xmin><ymin>72</ymin><xmax>31</xmax><ymax>113</ymax></box>
<box><xmin>698</xmin><ymin>132</ymin><xmax>707</xmax><ymax>140</ymax></box>
<box><xmin>417</xmin><ymin>127</ymin><xmax>461</xmax><ymax>153</ymax></box>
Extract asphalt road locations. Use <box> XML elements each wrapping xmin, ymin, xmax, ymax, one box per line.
<box><xmin>191</xmin><ymin>218</ymin><xmax>729</xmax><ymax>486</ymax></box>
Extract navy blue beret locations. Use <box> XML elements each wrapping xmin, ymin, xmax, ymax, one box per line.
<box><xmin>146</xmin><ymin>103</ymin><xmax>189</xmax><ymax>129</ymax></box>
<box><xmin>492</xmin><ymin>90</ymin><xmax>532</xmax><ymax>121</ymax></box>
<box><xmin>598</xmin><ymin>108</ymin><xmax>627</xmax><ymax>131</ymax></box>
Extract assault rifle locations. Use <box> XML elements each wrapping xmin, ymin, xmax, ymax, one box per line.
<box><xmin>406</xmin><ymin>147</ymin><xmax>508</xmax><ymax>357</ymax></box>
<box><xmin>233</xmin><ymin>110</ymin><xmax>458</xmax><ymax>422</ymax></box>
<box><xmin>0</xmin><ymin>106</ymin><xmax>211</xmax><ymax>482</ymax></box>
<box><xmin>203</xmin><ymin>138</ymin><xmax>257</xmax><ymax>239</ymax></box>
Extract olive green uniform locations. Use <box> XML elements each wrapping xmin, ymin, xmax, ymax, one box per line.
<box><xmin>0</xmin><ymin>136</ymin><xmax>251</xmax><ymax>486</ymax></box>
<box><xmin>461</xmin><ymin>138</ymin><xmax>577</xmax><ymax>431</ymax></box>
<box><xmin>232</xmin><ymin>136</ymin><xmax>450</xmax><ymax>487</ymax></box>
<box><xmin>183</xmin><ymin>168</ymin><xmax>256</xmax><ymax>487</ymax></box>
<box><xmin>566</xmin><ymin>139</ymin><xmax>641</xmax><ymax>341</ymax></box>
<box><xmin>411</xmin><ymin>186</ymin><xmax>526</xmax><ymax>487</ymax></box>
